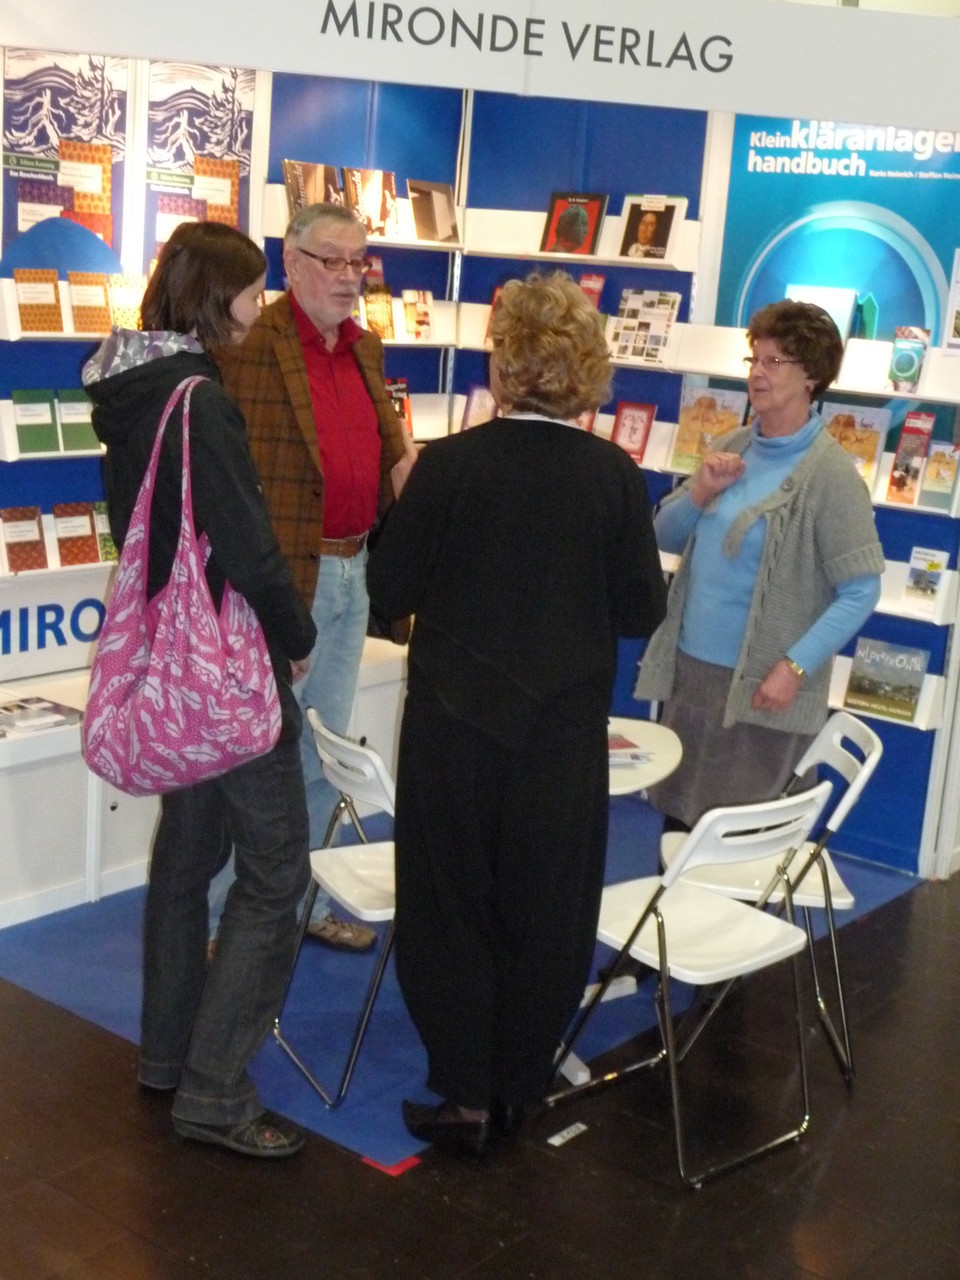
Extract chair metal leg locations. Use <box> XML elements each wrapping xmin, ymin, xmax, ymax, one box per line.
<box><xmin>274</xmin><ymin>920</ymin><xmax>395</xmax><ymax>1108</ymax></box>
<box><xmin>272</xmin><ymin>793</ymin><xmax>387</xmax><ymax>1107</ymax></box>
<box><xmin>804</xmin><ymin>864</ymin><xmax>855</xmax><ymax>1084</ymax></box>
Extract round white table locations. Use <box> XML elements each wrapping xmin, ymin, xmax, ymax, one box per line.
<box><xmin>607</xmin><ymin>715</ymin><xmax>683</xmax><ymax>796</ymax></box>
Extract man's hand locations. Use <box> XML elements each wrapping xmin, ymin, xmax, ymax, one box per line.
<box><xmin>690</xmin><ymin>452</ymin><xmax>746</xmax><ymax>508</ymax></box>
<box><xmin>390</xmin><ymin>433</ymin><xmax>418</xmax><ymax>500</ymax></box>
<box><xmin>290</xmin><ymin>656</ymin><xmax>311</xmax><ymax>684</ymax></box>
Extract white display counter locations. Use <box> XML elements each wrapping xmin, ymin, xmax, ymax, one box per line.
<box><xmin>0</xmin><ymin>638</ymin><xmax>408</xmax><ymax>928</ymax></box>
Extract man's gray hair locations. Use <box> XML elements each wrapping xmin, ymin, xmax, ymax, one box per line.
<box><xmin>285</xmin><ymin>202</ymin><xmax>364</xmax><ymax>246</ymax></box>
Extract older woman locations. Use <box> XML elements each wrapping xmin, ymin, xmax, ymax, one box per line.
<box><xmin>367</xmin><ymin>271</ymin><xmax>667</xmax><ymax>1156</ymax></box>
<box><xmin>637</xmin><ymin>300</ymin><xmax>884</xmax><ymax>830</ymax></box>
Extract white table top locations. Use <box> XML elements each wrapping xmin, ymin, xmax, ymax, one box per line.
<box><xmin>608</xmin><ymin>715</ymin><xmax>682</xmax><ymax>796</ymax></box>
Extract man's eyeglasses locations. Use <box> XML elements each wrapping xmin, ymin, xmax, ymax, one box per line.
<box><xmin>742</xmin><ymin>355</ymin><xmax>803</xmax><ymax>371</ymax></box>
<box><xmin>297</xmin><ymin>247</ymin><xmax>373</xmax><ymax>274</ymax></box>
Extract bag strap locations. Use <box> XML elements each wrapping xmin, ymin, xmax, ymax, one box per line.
<box><xmin>127</xmin><ymin>375</ymin><xmax>208</xmax><ymax>584</ymax></box>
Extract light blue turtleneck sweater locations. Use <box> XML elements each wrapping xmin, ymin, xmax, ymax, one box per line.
<box><xmin>655</xmin><ymin>413</ymin><xmax>881</xmax><ymax>673</ymax></box>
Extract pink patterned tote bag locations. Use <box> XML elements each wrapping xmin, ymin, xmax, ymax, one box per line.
<box><xmin>83</xmin><ymin>376</ymin><xmax>281</xmax><ymax>796</ymax></box>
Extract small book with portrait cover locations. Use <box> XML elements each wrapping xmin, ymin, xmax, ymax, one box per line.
<box><xmin>1</xmin><ymin>506</ymin><xmax>48</xmax><ymax>573</ymax></box>
<box><xmin>539</xmin><ymin>192</ymin><xmax>607</xmax><ymax>256</ymax></box>
<box><xmin>610</xmin><ymin>401</ymin><xmax>656</xmax><ymax>464</ymax></box>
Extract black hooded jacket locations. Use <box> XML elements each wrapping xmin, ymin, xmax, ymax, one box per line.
<box><xmin>84</xmin><ymin>338</ymin><xmax>316</xmax><ymax>674</ymax></box>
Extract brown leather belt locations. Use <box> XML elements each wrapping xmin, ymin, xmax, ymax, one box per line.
<box><xmin>319</xmin><ymin>531</ymin><xmax>369</xmax><ymax>558</ymax></box>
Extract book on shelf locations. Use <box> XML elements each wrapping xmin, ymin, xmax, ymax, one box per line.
<box><xmin>917</xmin><ymin>439</ymin><xmax>960</xmax><ymax>510</ymax></box>
<box><xmin>56</xmin><ymin>389</ymin><xmax>99</xmax><ymax>453</ymax></box>
<box><xmin>822</xmin><ymin>402</ymin><xmax>890</xmax><ymax>493</ymax></box>
<box><xmin>886</xmin><ymin>410</ymin><xmax>935</xmax><ymax>505</ymax></box>
<box><xmin>618</xmin><ymin>195</ymin><xmax>687</xmax><ymax>263</ymax></box>
<box><xmin>483</xmin><ymin>285</ymin><xmax>504</xmax><ymax>345</ymax></box>
<box><xmin>0</xmin><ymin>696</ymin><xmax>81</xmax><ymax>733</ymax></box>
<box><xmin>605</xmin><ymin>288</ymin><xmax>681</xmax><ymax>367</ymax></box>
<box><xmin>66</xmin><ymin>271</ymin><xmax>111</xmax><ymax>334</ymax></box>
<box><xmin>0</xmin><ymin>506</ymin><xmax>48</xmax><ymax>572</ymax></box>
<box><xmin>461</xmin><ymin>385</ymin><xmax>499</xmax><ymax>431</ymax></box>
<box><xmin>785</xmin><ymin>284</ymin><xmax>859</xmax><ymax>343</ymax></box>
<box><xmin>384</xmin><ymin>377</ymin><xmax>413</xmax><ymax>436</ymax></box>
<box><xmin>361</xmin><ymin>282</ymin><xmax>395</xmax><ymax>339</ymax></box>
<box><xmin>93</xmin><ymin>500</ymin><xmax>118</xmax><ymax>563</ymax></box>
<box><xmin>11</xmin><ymin>389</ymin><xmax>60</xmax><ymax>455</ymax></box>
<box><xmin>610</xmin><ymin>401</ymin><xmax>656</xmax><ymax>464</ymax></box>
<box><xmin>107</xmin><ymin>274</ymin><xmax>147</xmax><ymax>329</ymax></box>
<box><xmin>539</xmin><ymin>192</ymin><xmax>607</xmax><ymax>256</ymax></box>
<box><xmin>886</xmin><ymin>326</ymin><xmax>930</xmax><ymax>392</ymax></box>
<box><xmin>401</xmin><ymin>289</ymin><xmax>434</xmax><ymax>341</ymax></box>
<box><xmin>945</xmin><ymin>248</ymin><xmax>960</xmax><ymax>352</ymax></box>
<box><xmin>364</xmin><ymin>255</ymin><xmax>385</xmax><ymax>286</ymax></box>
<box><xmin>281</xmin><ymin>160</ymin><xmax>342</xmax><ymax>216</ymax></box>
<box><xmin>843</xmin><ymin>636</ymin><xmax>930</xmax><ymax>724</ymax></box>
<box><xmin>52</xmin><ymin>501</ymin><xmax>100</xmax><ymax>567</ymax></box>
<box><xmin>341</xmin><ymin>167</ymin><xmax>399</xmax><ymax>237</ymax></box>
<box><xmin>406</xmin><ymin>179</ymin><xmax>459</xmax><ymax>243</ymax></box>
<box><xmin>902</xmin><ymin>546</ymin><xmax>949</xmax><ymax>618</ymax></box>
<box><xmin>13</xmin><ymin>268</ymin><xmax>63</xmax><ymax>333</ymax></box>
<box><xmin>578</xmin><ymin>272</ymin><xmax>605</xmax><ymax>309</ymax></box>
<box><xmin>669</xmin><ymin>384</ymin><xmax>749</xmax><ymax>474</ymax></box>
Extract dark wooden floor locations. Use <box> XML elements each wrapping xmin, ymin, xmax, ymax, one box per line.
<box><xmin>1</xmin><ymin>872</ymin><xmax>959</xmax><ymax>1280</ymax></box>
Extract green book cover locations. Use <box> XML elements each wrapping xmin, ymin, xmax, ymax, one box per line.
<box><xmin>92</xmin><ymin>500</ymin><xmax>118</xmax><ymax>562</ymax></box>
<box><xmin>56</xmin><ymin>388</ymin><xmax>99</xmax><ymax>452</ymax></box>
<box><xmin>11</xmin><ymin>388</ymin><xmax>60</xmax><ymax>455</ymax></box>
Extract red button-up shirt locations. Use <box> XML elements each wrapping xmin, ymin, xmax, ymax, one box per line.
<box><xmin>290</xmin><ymin>295</ymin><xmax>381</xmax><ymax>538</ymax></box>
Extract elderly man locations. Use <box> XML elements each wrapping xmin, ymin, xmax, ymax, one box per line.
<box><xmin>218</xmin><ymin>202</ymin><xmax>414</xmax><ymax>951</ymax></box>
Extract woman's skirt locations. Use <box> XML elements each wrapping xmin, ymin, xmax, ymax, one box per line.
<box><xmin>645</xmin><ymin>650</ymin><xmax>814</xmax><ymax>827</ymax></box>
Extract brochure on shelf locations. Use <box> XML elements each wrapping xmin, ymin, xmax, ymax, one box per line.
<box><xmin>822</xmin><ymin>401</ymin><xmax>890</xmax><ymax>493</ymax></box>
<box><xmin>605</xmin><ymin>289</ymin><xmax>681</xmax><ymax>367</ymax></box>
<box><xmin>56</xmin><ymin>389</ymin><xmax>99</xmax><ymax>453</ymax></box>
<box><xmin>341</xmin><ymin>168</ymin><xmax>400</xmax><ymax>237</ymax></box>
<box><xmin>917</xmin><ymin>440</ymin><xmax>960</xmax><ymax>511</ymax></box>
<box><xmin>886</xmin><ymin>327</ymin><xmax>930</xmax><ymax>392</ymax></box>
<box><xmin>886</xmin><ymin>410</ymin><xmax>935</xmax><ymax>505</ymax></box>
<box><xmin>52</xmin><ymin>502</ymin><xmax>100</xmax><ymax>567</ymax></box>
<box><xmin>13</xmin><ymin>269</ymin><xmax>63</xmax><ymax>334</ymax></box>
<box><xmin>281</xmin><ymin>160</ymin><xmax>341</xmax><ymax>215</ymax></box>
<box><xmin>0</xmin><ymin>506</ymin><xmax>48</xmax><ymax>573</ymax></box>
<box><xmin>902</xmin><ymin>547</ymin><xmax>949</xmax><ymax>619</ymax></box>
<box><xmin>67</xmin><ymin>272</ymin><xmax>111</xmax><ymax>334</ymax></box>
<box><xmin>669</xmin><ymin>383</ymin><xmax>748</xmax><ymax>474</ymax></box>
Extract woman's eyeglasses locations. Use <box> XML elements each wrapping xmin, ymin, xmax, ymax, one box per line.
<box><xmin>297</xmin><ymin>247</ymin><xmax>373</xmax><ymax>274</ymax></box>
<box><xmin>742</xmin><ymin>355</ymin><xmax>803</xmax><ymax>371</ymax></box>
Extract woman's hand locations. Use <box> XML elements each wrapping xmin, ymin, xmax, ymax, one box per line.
<box><xmin>690</xmin><ymin>452</ymin><xmax>746</xmax><ymax>508</ymax></box>
<box><xmin>751</xmin><ymin>659</ymin><xmax>803</xmax><ymax>714</ymax></box>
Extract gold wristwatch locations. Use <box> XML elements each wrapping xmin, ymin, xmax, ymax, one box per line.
<box><xmin>784</xmin><ymin>658</ymin><xmax>805</xmax><ymax>680</ymax></box>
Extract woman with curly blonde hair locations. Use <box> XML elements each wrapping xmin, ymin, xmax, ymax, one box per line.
<box><xmin>367</xmin><ymin>271</ymin><xmax>667</xmax><ymax>1157</ymax></box>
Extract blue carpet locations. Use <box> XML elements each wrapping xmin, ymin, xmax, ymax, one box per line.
<box><xmin>0</xmin><ymin>795</ymin><xmax>918</xmax><ymax>1167</ymax></box>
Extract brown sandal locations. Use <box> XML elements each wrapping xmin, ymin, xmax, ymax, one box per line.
<box><xmin>306</xmin><ymin>914</ymin><xmax>377</xmax><ymax>952</ymax></box>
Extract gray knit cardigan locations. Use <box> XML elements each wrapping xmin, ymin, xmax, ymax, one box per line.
<box><xmin>634</xmin><ymin>426</ymin><xmax>886</xmax><ymax>735</ymax></box>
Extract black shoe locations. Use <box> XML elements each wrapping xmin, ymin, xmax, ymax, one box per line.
<box><xmin>491</xmin><ymin>1100</ymin><xmax>525</xmax><ymax>1143</ymax></box>
<box><xmin>173</xmin><ymin>1109</ymin><xmax>305</xmax><ymax>1158</ymax></box>
<box><xmin>402</xmin><ymin>1099</ymin><xmax>490</xmax><ymax>1158</ymax></box>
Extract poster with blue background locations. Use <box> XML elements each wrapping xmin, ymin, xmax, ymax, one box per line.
<box><xmin>717</xmin><ymin>114</ymin><xmax>960</xmax><ymax>345</ymax></box>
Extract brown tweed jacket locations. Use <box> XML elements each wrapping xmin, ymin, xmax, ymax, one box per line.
<box><xmin>216</xmin><ymin>292</ymin><xmax>408</xmax><ymax>611</ymax></box>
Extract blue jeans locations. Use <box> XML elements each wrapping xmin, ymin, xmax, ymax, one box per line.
<box><xmin>296</xmin><ymin>548</ymin><xmax>370</xmax><ymax>915</ymax></box>
<box><xmin>140</xmin><ymin>680</ymin><xmax>310</xmax><ymax>1126</ymax></box>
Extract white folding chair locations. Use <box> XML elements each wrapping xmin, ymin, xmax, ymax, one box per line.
<box><xmin>660</xmin><ymin>711</ymin><xmax>882</xmax><ymax>1084</ymax></box>
<box><xmin>549</xmin><ymin>781</ymin><xmax>833</xmax><ymax>1189</ymax></box>
<box><xmin>273</xmin><ymin>708</ymin><xmax>396</xmax><ymax>1108</ymax></box>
